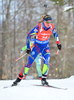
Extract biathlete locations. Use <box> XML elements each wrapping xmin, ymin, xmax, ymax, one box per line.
<box><xmin>12</xmin><ymin>15</ymin><xmax>61</xmax><ymax>86</ymax></box>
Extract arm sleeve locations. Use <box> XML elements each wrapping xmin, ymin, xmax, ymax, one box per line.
<box><xmin>52</xmin><ymin>26</ymin><xmax>60</xmax><ymax>44</ymax></box>
<box><xmin>26</xmin><ymin>25</ymin><xmax>39</xmax><ymax>49</ymax></box>
<box><xmin>22</xmin><ymin>45</ymin><xmax>27</xmax><ymax>51</ymax></box>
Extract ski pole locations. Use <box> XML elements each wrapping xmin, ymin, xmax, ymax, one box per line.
<box><xmin>20</xmin><ymin>52</ymin><xmax>25</xmax><ymax>66</ymax></box>
<box><xmin>56</xmin><ymin>49</ymin><xmax>59</xmax><ymax>55</ymax></box>
<box><xmin>15</xmin><ymin>53</ymin><xmax>27</xmax><ymax>62</ymax></box>
<box><xmin>49</xmin><ymin>63</ymin><xmax>58</xmax><ymax>70</ymax></box>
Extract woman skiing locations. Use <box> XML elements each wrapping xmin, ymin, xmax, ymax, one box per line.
<box><xmin>12</xmin><ymin>14</ymin><xmax>61</xmax><ymax>86</ymax></box>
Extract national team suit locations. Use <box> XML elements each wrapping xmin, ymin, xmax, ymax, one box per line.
<box><xmin>22</xmin><ymin>22</ymin><xmax>60</xmax><ymax>78</ymax></box>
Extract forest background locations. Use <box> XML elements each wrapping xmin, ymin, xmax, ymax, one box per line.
<box><xmin>0</xmin><ymin>0</ymin><xmax>74</xmax><ymax>80</ymax></box>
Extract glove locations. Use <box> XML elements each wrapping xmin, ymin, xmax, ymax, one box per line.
<box><xmin>26</xmin><ymin>48</ymin><xmax>31</xmax><ymax>54</ymax></box>
<box><xmin>20</xmin><ymin>50</ymin><xmax>23</xmax><ymax>53</ymax></box>
<box><xmin>57</xmin><ymin>44</ymin><xmax>62</xmax><ymax>50</ymax></box>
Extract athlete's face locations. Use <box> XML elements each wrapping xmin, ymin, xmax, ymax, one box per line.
<box><xmin>43</xmin><ymin>20</ymin><xmax>52</xmax><ymax>28</ymax></box>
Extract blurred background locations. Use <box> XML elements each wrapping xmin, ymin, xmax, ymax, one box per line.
<box><xmin>0</xmin><ymin>0</ymin><xmax>74</xmax><ymax>80</ymax></box>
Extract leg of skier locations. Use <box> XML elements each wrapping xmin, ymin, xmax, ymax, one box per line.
<box><xmin>41</xmin><ymin>46</ymin><xmax>50</xmax><ymax>86</ymax></box>
<box><xmin>12</xmin><ymin>43</ymin><xmax>40</xmax><ymax>86</ymax></box>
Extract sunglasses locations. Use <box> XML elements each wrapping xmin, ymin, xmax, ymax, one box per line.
<box><xmin>44</xmin><ymin>20</ymin><xmax>52</xmax><ymax>24</ymax></box>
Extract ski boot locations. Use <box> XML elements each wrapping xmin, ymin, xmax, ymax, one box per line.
<box><xmin>12</xmin><ymin>78</ymin><xmax>21</xmax><ymax>86</ymax></box>
<box><xmin>12</xmin><ymin>74</ymin><xmax>26</xmax><ymax>86</ymax></box>
<box><xmin>41</xmin><ymin>74</ymin><xmax>49</xmax><ymax>86</ymax></box>
<box><xmin>41</xmin><ymin>78</ymin><xmax>49</xmax><ymax>86</ymax></box>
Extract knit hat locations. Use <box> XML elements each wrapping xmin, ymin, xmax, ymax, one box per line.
<box><xmin>43</xmin><ymin>15</ymin><xmax>52</xmax><ymax>21</ymax></box>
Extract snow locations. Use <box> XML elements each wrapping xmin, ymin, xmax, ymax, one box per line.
<box><xmin>0</xmin><ymin>76</ymin><xmax>74</xmax><ymax>100</ymax></box>
<box><xmin>63</xmin><ymin>6</ymin><xmax>74</xmax><ymax>12</ymax></box>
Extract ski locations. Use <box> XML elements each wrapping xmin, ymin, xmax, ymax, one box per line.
<box><xmin>31</xmin><ymin>84</ymin><xmax>67</xmax><ymax>90</ymax></box>
<box><xmin>4</xmin><ymin>85</ymin><xmax>14</xmax><ymax>88</ymax></box>
<box><xmin>4</xmin><ymin>84</ymin><xmax>20</xmax><ymax>89</ymax></box>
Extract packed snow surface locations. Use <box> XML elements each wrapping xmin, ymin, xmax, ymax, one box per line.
<box><xmin>0</xmin><ymin>76</ymin><xmax>74</xmax><ymax>100</ymax></box>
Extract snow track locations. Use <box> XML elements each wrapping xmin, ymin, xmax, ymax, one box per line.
<box><xmin>0</xmin><ymin>76</ymin><xmax>74</xmax><ymax>100</ymax></box>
